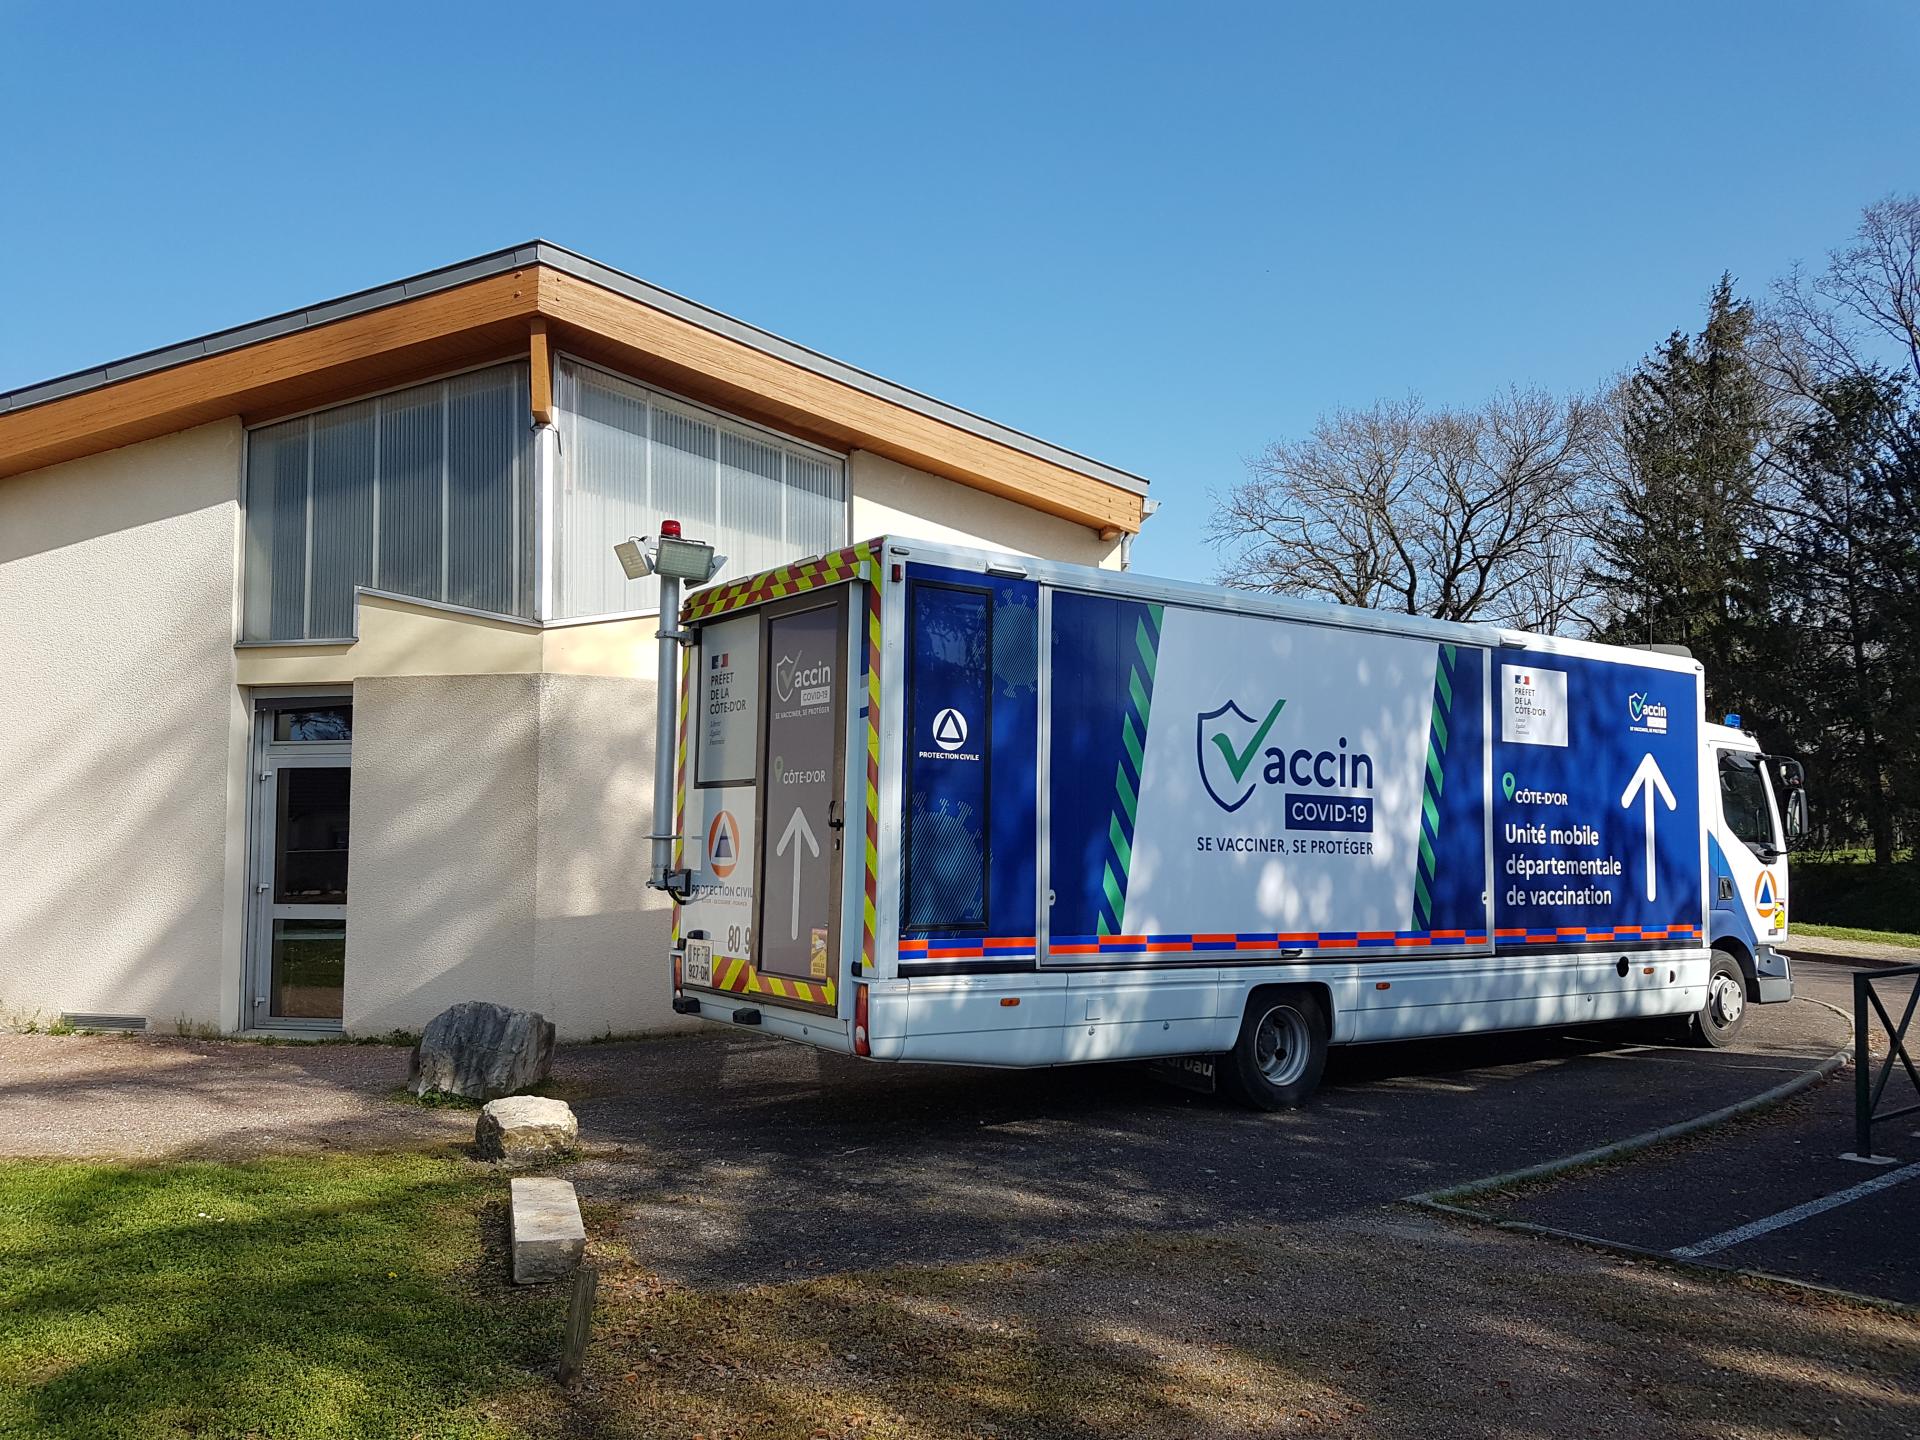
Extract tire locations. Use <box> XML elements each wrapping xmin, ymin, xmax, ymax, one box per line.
<box><xmin>1221</xmin><ymin>989</ymin><xmax>1329</xmax><ymax>1109</ymax></box>
<box><xmin>1690</xmin><ymin>950</ymin><xmax>1749</xmax><ymax>1049</ymax></box>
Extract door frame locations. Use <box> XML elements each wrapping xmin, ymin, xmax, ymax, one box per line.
<box><xmin>243</xmin><ymin>690</ymin><xmax>353</xmax><ymax>1033</ymax></box>
<box><xmin>750</xmin><ymin>588</ymin><xmax>850</xmax><ymax>1011</ymax></box>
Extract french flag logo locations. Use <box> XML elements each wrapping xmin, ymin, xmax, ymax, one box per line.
<box><xmin>710</xmin><ymin>652</ymin><xmax>729</xmax><ymax>670</ymax></box>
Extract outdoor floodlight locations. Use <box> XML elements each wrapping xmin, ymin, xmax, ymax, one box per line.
<box><xmin>613</xmin><ymin>523</ymin><xmax>723</xmax><ymax>586</ymax></box>
<box><xmin>613</xmin><ymin>537</ymin><xmax>652</xmax><ymax>580</ymax></box>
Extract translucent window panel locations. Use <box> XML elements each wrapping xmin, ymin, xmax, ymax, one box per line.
<box><xmin>446</xmin><ymin>368</ymin><xmax>530</xmax><ymax>616</ymax></box>
<box><xmin>648</xmin><ymin>401</ymin><xmax>719</xmax><ymax>536</ymax></box>
<box><xmin>271</xmin><ymin>919</ymin><xmax>344</xmax><ymax>1021</ymax></box>
<box><xmin>243</xmin><ymin>363</ymin><xmax>533</xmax><ymax>639</ymax></box>
<box><xmin>376</xmin><ymin>384</ymin><xmax>445</xmax><ymax>606</ymax></box>
<box><xmin>553</xmin><ymin>358</ymin><xmax>846</xmax><ymax>618</ymax></box>
<box><xmin>242</xmin><ymin>419</ymin><xmax>313</xmax><ymax>641</ymax></box>
<box><xmin>274</xmin><ymin>766</ymin><xmax>351</xmax><ymax>903</ymax></box>
<box><xmin>718</xmin><ymin>430</ymin><xmax>787</xmax><ymax>579</ymax></box>
<box><xmin>307</xmin><ymin>399</ymin><xmax>377</xmax><ymax>639</ymax></box>
<box><xmin>555</xmin><ymin>364</ymin><xmax>652</xmax><ymax>619</ymax></box>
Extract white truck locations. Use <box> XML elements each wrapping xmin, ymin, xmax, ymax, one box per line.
<box><xmin>661</xmin><ymin>535</ymin><xmax>1807</xmax><ymax>1107</ymax></box>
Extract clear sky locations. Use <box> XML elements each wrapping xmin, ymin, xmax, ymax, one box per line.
<box><xmin>3</xmin><ymin>2</ymin><xmax>1915</xmax><ymax>578</ymax></box>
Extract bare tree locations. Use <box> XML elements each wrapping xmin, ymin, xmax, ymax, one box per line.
<box><xmin>1763</xmin><ymin>193</ymin><xmax>1920</xmax><ymax>400</ymax></box>
<box><xmin>1209</xmin><ymin>389</ymin><xmax>1598</xmax><ymax>630</ymax></box>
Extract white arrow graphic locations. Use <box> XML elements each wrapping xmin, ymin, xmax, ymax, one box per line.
<box><xmin>775</xmin><ymin>807</ymin><xmax>819</xmax><ymax>940</ymax></box>
<box><xmin>1620</xmin><ymin>753</ymin><xmax>1677</xmax><ymax>902</ymax></box>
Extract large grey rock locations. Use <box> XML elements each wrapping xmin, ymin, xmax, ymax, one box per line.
<box><xmin>476</xmin><ymin>1095</ymin><xmax>578</xmax><ymax>1163</ymax></box>
<box><xmin>509</xmin><ymin>1176</ymin><xmax>585</xmax><ymax>1284</ymax></box>
<box><xmin>409</xmin><ymin>1001</ymin><xmax>555</xmax><ymax>1101</ymax></box>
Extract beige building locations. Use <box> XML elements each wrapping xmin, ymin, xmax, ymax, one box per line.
<box><xmin>0</xmin><ymin>244</ymin><xmax>1151</xmax><ymax>1039</ymax></box>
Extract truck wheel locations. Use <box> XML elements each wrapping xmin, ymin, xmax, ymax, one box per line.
<box><xmin>1223</xmin><ymin>989</ymin><xmax>1328</xmax><ymax>1109</ymax></box>
<box><xmin>1690</xmin><ymin>950</ymin><xmax>1748</xmax><ymax>1049</ymax></box>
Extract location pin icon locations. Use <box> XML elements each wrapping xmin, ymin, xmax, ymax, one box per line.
<box><xmin>1502</xmin><ymin>771</ymin><xmax>1516</xmax><ymax>801</ymax></box>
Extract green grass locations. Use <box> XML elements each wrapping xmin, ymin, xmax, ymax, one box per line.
<box><xmin>0</xmin><ymin>1151</ymin><xmax>563</xmax><ymax>1439</ymax></box>
<box><xmin>1794</xmin><ymin>921</ymin><xmax>1920</xmax><ymax>950</ymax></box>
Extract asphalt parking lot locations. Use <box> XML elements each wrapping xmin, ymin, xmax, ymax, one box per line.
<box><xmin>1473</xmin><ymin>958</ymin><xmax>1920</xmax><ymax>1306</ymax></box>
<box><xmin>560</xmin><ymin>979</ymin><xmax>1851</xmax><ymax>1288</ymax></box>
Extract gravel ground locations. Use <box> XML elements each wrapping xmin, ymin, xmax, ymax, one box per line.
<box><xmin>0</xmin><ymin>1032</ymin><xmax>468</xmax><ymax>1158</ymax></box>
<box><xmin>541</xmin><ymin>1208</ymin><xmax>1920</xmax><ymax>1440</ymax></box>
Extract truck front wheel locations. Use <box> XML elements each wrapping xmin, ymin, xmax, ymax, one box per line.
<box><xmin>1691</xmin><ymin>950</ymin><xmax>1749</xmax><ymax>1048</ymax></box>
<box><xmin>1223</xmin><ymin>989</ymin><xmax>1329</xmax><ymax>1109</ymax></box>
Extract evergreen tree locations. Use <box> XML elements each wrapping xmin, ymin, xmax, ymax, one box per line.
<box><xmin>1768</xmin><ymin>372</ymin><xmax>1920</xmax><ymax>859</ymax></box>
<box><xmin>1589</xmin><ymin>277</ymin><xmax>1774</xmax><ymax>722</ymax></box>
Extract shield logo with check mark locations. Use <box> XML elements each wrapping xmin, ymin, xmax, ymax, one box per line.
<box><xmin>1197</xmin><ymin>698</ymin><xmax>1287</xmax><ymax>812</ymax></box>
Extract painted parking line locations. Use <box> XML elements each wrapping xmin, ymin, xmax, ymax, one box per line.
<box><xmin>1671</xmin><ymin>1160</ymin><xmax>1920</xmax><ymax>1259</ymax></box>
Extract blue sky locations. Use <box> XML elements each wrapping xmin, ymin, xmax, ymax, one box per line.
<box><xmin>3</xmin><ymin>2</ymin><xmax>1915</xmax><ymax>577</ymax></box>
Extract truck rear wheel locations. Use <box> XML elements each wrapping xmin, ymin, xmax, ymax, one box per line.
<box><xmin>1222</xmin><ymin>989</ymin><xmax>1328</xmax><ymax>1109</ymax></box>
<box><xmin>1690</xmin><ymin>950</ymin><xmax>1749</xmax><ymax>1048</ymax></box>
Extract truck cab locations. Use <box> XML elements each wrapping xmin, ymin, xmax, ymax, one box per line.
<box><xmin>1704</xmin><ymin>718</ymin><xmax>1807</xmax><ymax>1010</ymax></box>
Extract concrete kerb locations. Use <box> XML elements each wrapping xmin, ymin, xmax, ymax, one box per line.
<box><xmin>1401</xmin><ymin>998</ymin><xmax>1908</xmax><ymax>1311</ymax></box>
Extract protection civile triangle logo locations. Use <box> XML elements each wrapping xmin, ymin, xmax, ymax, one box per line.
<box><xmin>707</xmin><ymin>810</ymin><xmax>740</xmax><ymax>878</ymax></box>
<box><xmin>932</xmin><ymin>708</ymin><xmax>968</xmax><ymax>749</ymax></box>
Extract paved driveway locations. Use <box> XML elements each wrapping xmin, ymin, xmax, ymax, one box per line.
<box><xmin>561</xmin><ymin>991</ymin><xmax>1849</xmax><ymax>1286</ymax></box>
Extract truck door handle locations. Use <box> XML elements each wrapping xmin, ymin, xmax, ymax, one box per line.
<box><xmin>828</xmin><ymin>800</ymin><xmax>844</xmax><ymax>831</ymax></box>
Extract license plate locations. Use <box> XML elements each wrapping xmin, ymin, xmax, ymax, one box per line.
<box><xmin>683</xmin><ymin>938</ymin><xmax>714</xmax><ymax>988</ymax></box>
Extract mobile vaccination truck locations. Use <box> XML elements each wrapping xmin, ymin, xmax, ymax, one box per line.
<box><xmin>662</xmin><ymin>536</ymin><xmax>1806</xmax><ymax>1107</ymax></box>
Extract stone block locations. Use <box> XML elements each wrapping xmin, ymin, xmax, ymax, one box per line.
<box><xmin>510</xmin><ymin>1176</ymin><xmax>585</xmax><ymax>1284</ymax></box>
<box><xmin>476</xmin><ymin>1095</ymin><xmax>578</xmax><ymax>1163</ymax></box>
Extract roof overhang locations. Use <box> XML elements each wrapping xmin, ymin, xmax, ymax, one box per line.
<box><xmin>0</xmin><ymin>242</ymin><xmax>1148</xmax><ymax>535</ymax></box>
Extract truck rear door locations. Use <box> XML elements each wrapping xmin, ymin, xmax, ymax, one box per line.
<box><xmin>752</xmin><ymin>591</ymin><xmax>849</xmax><ymax>1004</ymax></box>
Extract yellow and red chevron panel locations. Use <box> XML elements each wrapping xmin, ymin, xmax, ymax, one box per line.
<box><xmin>698</xmin><ymin>953</ymin><xmax>836</xmax><ymax>1009</ymax></box>
<box><xmin>858</xmin><ymin>573</ymin><xmax>882</xmax><ymax>978</ymax></box>
<box><xmin>682</xmin><ymin>539</ymin><xmax>882</xmax><ymax>623</ymax></box>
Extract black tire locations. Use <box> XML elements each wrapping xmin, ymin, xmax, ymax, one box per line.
<box><xmin>1221</xmin><ymin>989</ymin><xmax>1329</xmax><ymax>1109</ymax></box>
<box><xmin>1690</xmin><ymin>950</ymin><xmax>1749</xmax><ymax>1048</ymax></box>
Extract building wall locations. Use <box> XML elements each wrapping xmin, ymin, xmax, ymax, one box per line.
<box><xmin>0</xmin><ymin>421</ymin><xmax>247</xmax><ymax>1033</ymax></box>
<box><xmin>533</xmin><ymin>673</ymin><xmax>671</xmax><ymax>1035</ymax></box>
<box><xmin>343</xmin><ymin>670</ymin><xmax>671</xmax><ymax>1040</ymax></box>
<box><xmin>0</xmin><ymin>409</ymin><xmax>1134</xmax><ymax>1041</ymax></box>
<box><xmin>849</xmin><ymin>450</ymin><xmax>1126</xmax><ymax>569</ymax></box>
<box><xmin>342</xmin><ymin>673</ymin><xmax>541</xmax><ymax>1036</ymax></box>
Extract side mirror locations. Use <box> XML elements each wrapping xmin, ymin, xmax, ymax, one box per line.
<box><xmin>1785</xmin><ymin>789</ymin><xmax>1809</xmax><ymax>843</ymax></box>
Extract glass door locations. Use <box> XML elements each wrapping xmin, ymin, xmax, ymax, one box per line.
<box><xmin>246</xmin><ymin>701</ymin><xmax>352</xmax><ymax>1029</ymax></box>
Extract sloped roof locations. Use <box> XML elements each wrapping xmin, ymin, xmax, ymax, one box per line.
<box><xmin>0</xmin><ymin>242</ymin><xmax>1148</xmax><ymax>534</ymax></box>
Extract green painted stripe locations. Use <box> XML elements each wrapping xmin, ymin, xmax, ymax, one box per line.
<box><xmin>1443</xmin><ymin>643</ymin><xmax>1457</xmax><ymax>666</ymax></box>
<box><xmin>1426</xmin><ymin>748</ymin><xmax>1444</xmax><ymax>795</ymax></box>
<box><xmin>1115</xmin><ymin>762</ymin><xmax>1138</xmax><ymax>821</ymax></box>
<box><xmin>1134</xmin><ymin>617</ymin><xmax>1158</xmax><ymax>679</ymax></box>
<box><xmin>1430</xmin><ymin>701</ymin><xmax>1449</xmax><ymax>753</ymax></box>
<box><xmin>1128</xmin><ymin>668</ymin><xmax>1151</xmax><ymax>720</ymax></box>
<box><xmin>1435</xmin><ymin>661</ymin><xmax>1454</xmax><ymax>709</ymax></box>
<box><xmin>1102</xmin><ymin>863</ymin><xmax>1126</xmax><ymax>925</ymax></box>
<box><xmin>1419</xmin><ymin>830</ymin><xmax>1436</xmax><ymax>876</ymax></box>
<box><xmin>1098</xmin><ymin>913</ymin><xmax>1111</xmax><ymax>938</ymax></box>
<box><xmin>1108</xmin><ymin>814</ymin><xmax>1132</xmax><ymax>872</ymax></box>
<box><xmin>1122</xmin><ymin>713</ymin><xmax>1145</xmax><ymax>773</ymax></box>
<box><xmin>1414</xmin><ymin>872</ymin><xmax>1432</xmax><ymax>923</ymax></box>
<box><xmin>1422</xmin><ymin>790</ymin><xmax>1439</xmax><ymax>833</ymax></box>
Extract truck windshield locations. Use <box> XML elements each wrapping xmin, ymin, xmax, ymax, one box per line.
<box><xmin>1718</xmin><ymin>751</ymin><xmax>1779</xmax><ymax>854</ymax></box>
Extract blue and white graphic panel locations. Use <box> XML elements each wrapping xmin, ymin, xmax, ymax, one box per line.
<box><xmin>1046</xmin><ymin>593</ymin><xmax>1490</xmax><ymax>954</ymax></box>
<box><xmin>1491</xmin><ymin>651</ymin><xmax>1703</xmax><ymax>946</ymax></box>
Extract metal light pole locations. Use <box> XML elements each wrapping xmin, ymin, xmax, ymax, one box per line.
<box><xmin>613</xmin><ymin>523</ymin><xmax>725</xmax><ymax>898</ymax></box>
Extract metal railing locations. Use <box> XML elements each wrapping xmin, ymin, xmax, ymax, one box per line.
<box><xmin>1855</xmin><ymin>964</ymin><xmax>1920</xmax><ymax>1159</ymax></box>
